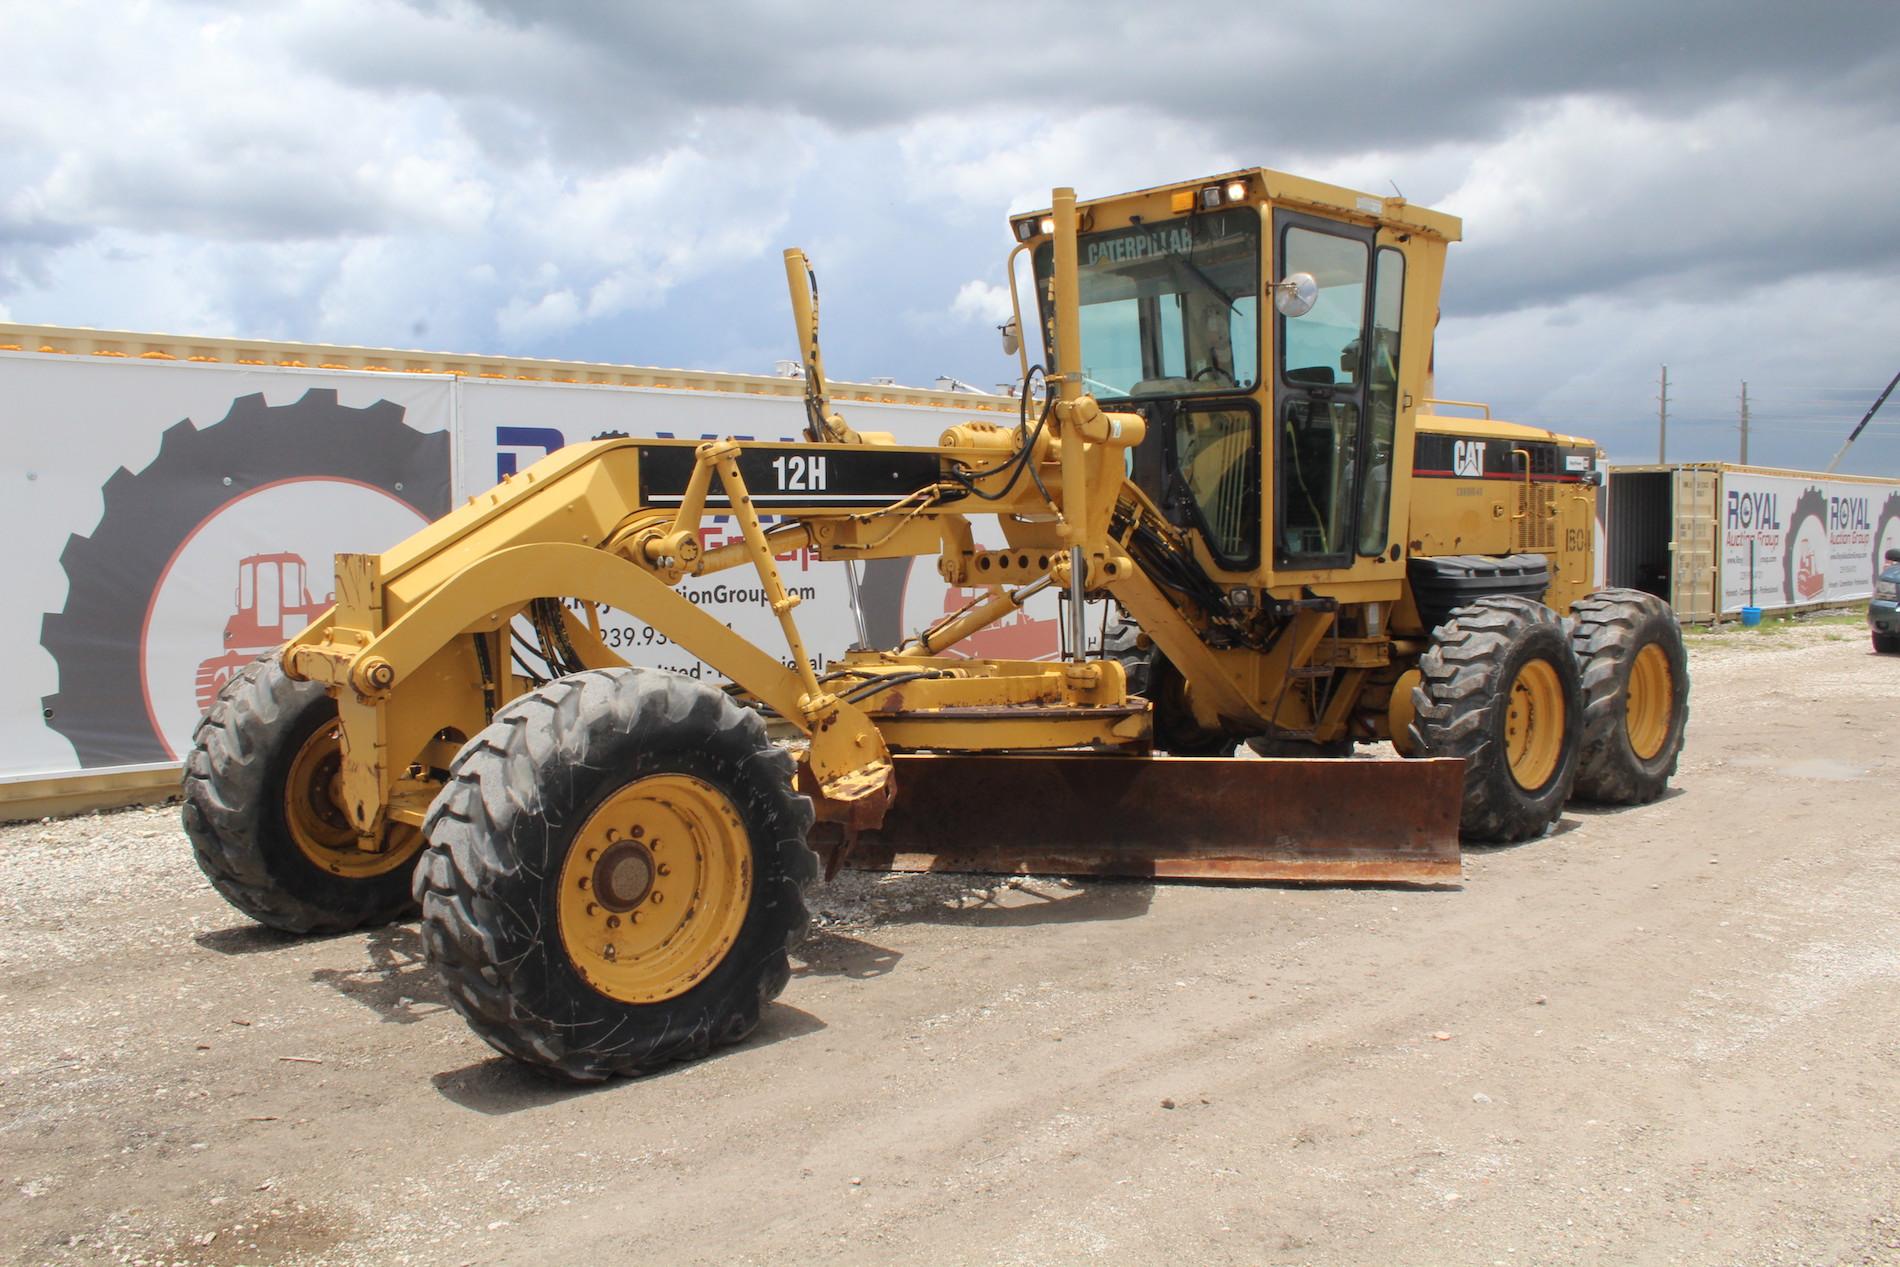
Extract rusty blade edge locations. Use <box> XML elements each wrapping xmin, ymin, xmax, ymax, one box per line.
<box><xmin>807</xmin><ymin>751</ymin><xmax>1465</xmax><ymax>887</ymax></box>
<box><xmin>857</xmin><ymin>850</ymin><xmax>1459</xmax><ymax>886</ymax></box>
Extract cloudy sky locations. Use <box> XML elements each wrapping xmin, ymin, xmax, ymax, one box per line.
<box><xmin>4</xmin><ymin>0</ymin><xmax>1899</xmax><ymax>473</ymax></box>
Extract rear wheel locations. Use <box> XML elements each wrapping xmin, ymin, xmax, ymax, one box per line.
<box><xmin>1409</xmin><ymin>596</ymin><xmax>1583</xmax><ymax>842</ymax></box>
<box><xmin>182</xmin><ymin>654</ymin><xmax>424</xmax><ymax>933</ymax></box>
<box><xmin>1569</xmin><ymin>589</ymin><xmax>1690</xmax><ymax>803</ymax></box>
<box><xmin>415</xmin><ymin>668</ymin><xmax>816</xmax><ymax>1082</ymax></box>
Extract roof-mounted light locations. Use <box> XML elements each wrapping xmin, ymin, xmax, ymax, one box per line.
<box><xmin>1198</xmin><ymin>184</ymin><xmax>1222</xmax><ymax>210</ymax></box>
<box><xmin>1225</xmin><ymin>179</ymin><xmax>1249</xmax><ymax>203</ymax></box>
<box><xmin>1012</xmin><ymin>216</ymin><xmax>1058</xmax><ymax>241</ymax></box>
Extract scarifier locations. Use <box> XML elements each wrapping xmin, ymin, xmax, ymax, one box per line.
<box><xmin>182</xmin><ymin>168</ymin><xmax>1690</xmax><ymax>1080</ymax></box>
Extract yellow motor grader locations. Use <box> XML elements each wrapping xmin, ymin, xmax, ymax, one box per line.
<box><xmin>184</xmin><ymin>168</ymin><xmax>1689</xmax><ymax>1080</ymax></box>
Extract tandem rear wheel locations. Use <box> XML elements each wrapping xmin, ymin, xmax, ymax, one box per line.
<box><xmin>1410</xmin><ymin>596</ymin><xmax>1584</xmax><ymax>843</ymax></box>
<box><xmin>1568</xmin><ymin>588</ymin><xmax>1690</xmax><ymax>804</ymax></box>
<box><xmin>413</xmin><ymin>668</ymin><xmax>817</xmax><ymax>1083</ymax></box>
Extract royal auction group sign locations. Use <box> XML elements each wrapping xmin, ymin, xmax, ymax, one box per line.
<box><xmin>1720</xmin><ymin>471</ymin><xmax>1900</xmax><ymax>613</ymax></box>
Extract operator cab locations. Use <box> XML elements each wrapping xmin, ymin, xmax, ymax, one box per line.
<box><xmin>1020</xmin><ymin>170</ymin><xmax>1459</xmax><ymax>585</ymax></box>
<box><xmin>1030</xmin><ymin>206</ymin><xmax>1262</xmax><ymax>570</ymax></box>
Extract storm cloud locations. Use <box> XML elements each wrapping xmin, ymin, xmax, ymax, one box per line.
<box><xmin>3</xmin><ymin>0</ymin><xmax>1897</xmax><ymax>471</ymax></box>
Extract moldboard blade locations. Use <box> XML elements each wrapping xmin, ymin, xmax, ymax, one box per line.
<box><xmin>813</xmin><ymin>753</ymin><xmax>1464</xmax><ymax>886</ymax></box>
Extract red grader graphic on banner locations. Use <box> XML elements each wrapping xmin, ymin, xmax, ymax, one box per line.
<box><xmin>193</xmin><ymin>553</ymin><xmax>331</xmax><ymax>714</ymax></box>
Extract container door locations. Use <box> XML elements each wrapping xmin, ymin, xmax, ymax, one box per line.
<box><xmin>1671</xmin><ymin>467</ymin><xmax>1718</xmax><ymax>621</ymax></box>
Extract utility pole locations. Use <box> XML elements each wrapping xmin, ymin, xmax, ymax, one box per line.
<box><xmin>1658</xmin><ymin>364</ymin><xmax>1669</xmax><ymax>464</ymax></box>
<box><xmin>1739</xmin><ymin>380</ymin><xmax>1749</xmax><ymax>465</ymax></box>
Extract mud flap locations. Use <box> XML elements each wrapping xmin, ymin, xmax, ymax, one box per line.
<box><xmin>809</xmin><ymin>753</ymin><xmax>1464</xmax><ymax>886</ymax></box>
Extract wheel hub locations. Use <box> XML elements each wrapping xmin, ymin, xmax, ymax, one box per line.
<box><xmin>283</xmin><ymin>722</ymin><xmax>421</xmax><ymax>878</ymax></box>
<box><xmin>1503</xmin><ymin>658</ymin><xmax>1564</xmax><ymax>792</ymax></box>
<box><xmin>1624</xmin><ymin>642</ymin><xmax>1673</xmax><ymax>761</ymax></box>
<box><xmin>557</xmin><ymin>774</ymin><xmax>752</xmax><ymax>1005</ymax></box>
<box><xmin>594</xmin><ymin>839</ymin><xmax>656</xmax><ymax>910</ymax></box>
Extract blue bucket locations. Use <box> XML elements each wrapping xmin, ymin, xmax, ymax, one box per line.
<box><xmin>1740</xmin><ymin>606</ymin><xmax>1763</xmax><ymax>627</ymax></box>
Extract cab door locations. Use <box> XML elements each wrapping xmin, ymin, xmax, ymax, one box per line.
<box><xmin>1272</xmin><ymin>212</ymin><xmax>1376</xmax><ymax>570</ymax></box>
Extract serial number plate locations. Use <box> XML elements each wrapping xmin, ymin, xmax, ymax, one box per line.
<box><xmin>637</xmin><ymin>444</ymin><xmax>957</xmax><ymax>509</ymax></box>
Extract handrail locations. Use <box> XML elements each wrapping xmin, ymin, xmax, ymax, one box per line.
<box><xmin>1421</xmin><ymin>397</ymin><xmax>1491</xmax><ymax>419</ymax></box>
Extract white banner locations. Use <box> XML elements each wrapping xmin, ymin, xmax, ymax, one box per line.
<box><xmin>1</xmin><ymin>353</ymin><xmax>455</xmax><ymax>779</ymax></box>
<box><xmin>1719</xmin><ymin>471</ymin><xmax>1900</xmax><ymax>612</ymax></box>
<box><xmin>1</xmin><ymin>355</ymin><xmax>1078</xmax><ymax>784</ymax></box>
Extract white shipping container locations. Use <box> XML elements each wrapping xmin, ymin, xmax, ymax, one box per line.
<box><xmin>1606</xmin><ymin>462</ymin><xmax>1900</xmax><ymax>620</ymax></box>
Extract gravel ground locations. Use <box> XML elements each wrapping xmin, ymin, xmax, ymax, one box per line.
<box><xmin>2</xmin><ymin>622</ymin><xmax>1897</xmax><ymax>1266</ymax></box>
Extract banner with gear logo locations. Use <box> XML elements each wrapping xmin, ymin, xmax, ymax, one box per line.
<box><xmin>2</xmin><ymin>353</ymin><xmax>1081</xmax><ymax>786</ymax></box>
<box><xmin>1719</xmin><ymin>470</ymin><xmax>1900</xmax><ymax>613</ymax></box>
<box><xmin>3</xmin><ymin>354</ymin><xmax>453</xmax><ymax>776</ymax></box>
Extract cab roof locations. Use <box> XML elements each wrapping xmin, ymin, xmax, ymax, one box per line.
<box><xmin>1018</xmin><ymin>167</ymin><xmax>1462</xmax><ymax>242</ymax></box>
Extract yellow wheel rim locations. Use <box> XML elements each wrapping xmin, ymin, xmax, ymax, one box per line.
<box><xmin>556</xmin><ymin>774</ymin><xmax>752</xmax><ymax>1005</ymax></box>
<box><xmin>284</xmin><ymin>721</ymin><xmax>422</xmax><ymax>878</ymax></box>
<box><xmin>1624</xmin><ymin>642</ymin><xmax>1673</xmax><ymax>761</ymax></box>
<box><xmin>1504</xmin><ymin>658</ymin><xmax>1565</xmax><ymax>791</ymax></box>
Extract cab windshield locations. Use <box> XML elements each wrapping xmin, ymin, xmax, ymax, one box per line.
<box><xmin>1033</xmin><ymin>210</ymin><xmax>1259</xmax><ymax>399</ymax></box>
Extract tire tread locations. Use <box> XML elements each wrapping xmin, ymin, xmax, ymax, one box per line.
<box><xmin>1409</xmin><ymin>595</ymin><xmax>1583</xmax><ymax>842</ymax></box>
<box><xmin>1569</xmin><ymin>588</ymin><xmax>1690</xmax><ymax>804</ymax></box>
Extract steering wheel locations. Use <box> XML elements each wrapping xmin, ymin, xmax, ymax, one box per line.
<box><xmin>1192</xmin><ymin>365</ymin><xmax>1235</xmax><ymax>387</ymax></box>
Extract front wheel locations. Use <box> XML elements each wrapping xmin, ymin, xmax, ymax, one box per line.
<box><xmin>1874</xmin><ymin>630</ymin><xmax>1900</xmax><ymax>654</ymax></box>
<box><xmin>415</xmin><ymin>669</ymin><xmax>817</xmax><ymax>1082</ymax></box>
<box><xmin>182</xmin><ymin>654</ymin><xmax>425</xmax><ymax>934</ymax></box>
<box><xmin>1409</xmin><ymin>596</ymin><xmax>1583</xmax><ymax>843</ymax></box>
<box><xmin>1570</xmin><ymin>589</ymin><xmax>1690</xmax><ymax>804</ymax></box>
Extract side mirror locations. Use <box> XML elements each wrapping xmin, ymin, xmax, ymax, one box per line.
<box><xmin>1886</xmin><ymin>547</ymin><xmax>1900</xmax><ymax>564</ymax></box>
<box><xmin>1272</xmin><ymin>272</ymin><xmax>1319</xmax><ymax>319</ymax></box>
<box><xmin>999</xmin><ymin>317</ymin><xmax>1020</xmax><ymax>357</ymax></box>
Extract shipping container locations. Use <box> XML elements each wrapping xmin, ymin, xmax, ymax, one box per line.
<box><xmin>1607</xmin><ymin>462</ymin><xmax>1900</xmax><ymax>622</ymax></box>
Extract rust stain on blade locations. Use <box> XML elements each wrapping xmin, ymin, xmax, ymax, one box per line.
<box><xmin>811</xmin><ymin>753</ymin><xmax>1464</xmax><ymax>887</ymax></box>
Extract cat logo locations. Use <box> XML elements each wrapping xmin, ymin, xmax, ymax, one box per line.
<box><xmin>1453</xmin><ymin>439</ymin><xmax>1485</xmax><ymax>478</ymax></box>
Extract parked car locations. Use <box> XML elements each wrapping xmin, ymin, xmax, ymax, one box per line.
<box><xmin>1873</xmin><ymin>547</ymin><xmax>1900</xmax><ymax>653</ymax></box>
